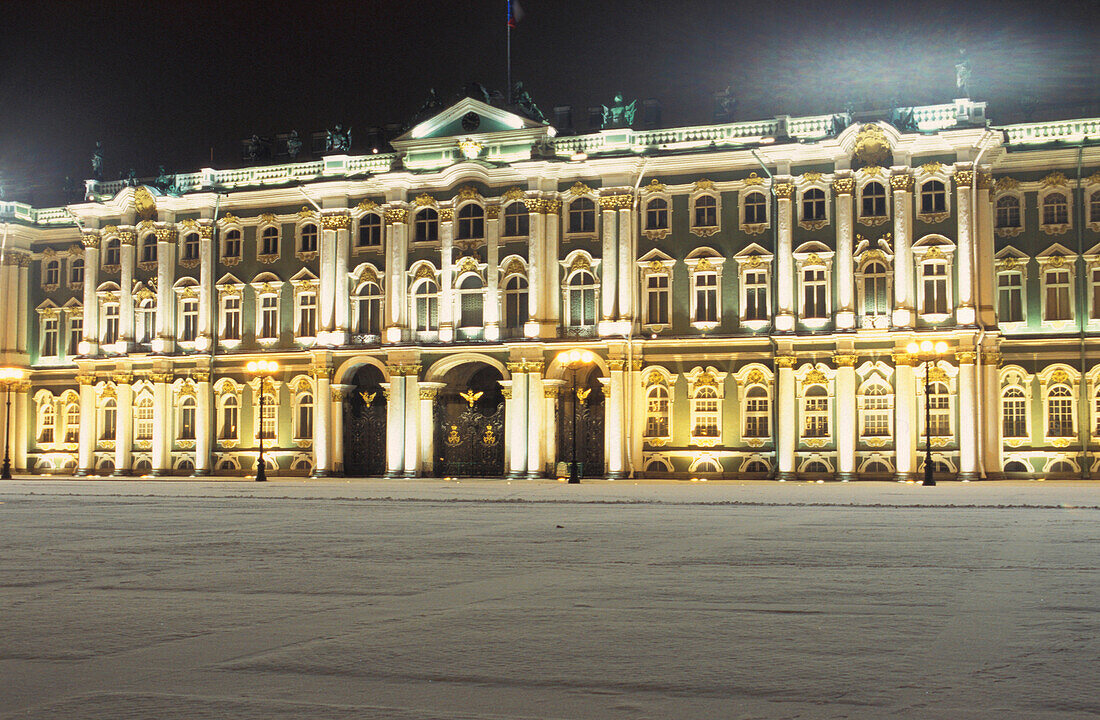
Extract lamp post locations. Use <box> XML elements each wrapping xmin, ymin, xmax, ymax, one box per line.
<box><xmin>0</xmin><ymin>367</ymin><xmax>26</xmax><ymax>481</ymax></box>
<box><xmin>246</xmin><ymin>359</ymin><xmax>278</xmax><ymax>482</ymax></box>
<box><xmin>558</xmin><ymin>349</ymin><xmax>594</xmax><ymax>484</ymax></box>
<box><xmin>906</xmin><ymin>340</ymin><xmax>949</xmax><ymax>487</ymax></box>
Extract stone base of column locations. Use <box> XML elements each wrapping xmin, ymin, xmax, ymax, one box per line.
<box><xmin>834</xmin><ymin>471</ymin><xmax>857</xmax><ymax>482</ymax></box>
<box><xmin>385</xmin><ymin>471</ymin><xmax>403</xmax><ymax>479</ymax></box>
<box><xmin>525</xmin><ymin>471</ymin><xmax>542</xmax><ymax>480</ymax></box>
<box><xmin>982</xmin><ymin>471</ymin><xmax>1004</xmax><ymax>481</ymax></box>
<box><xmin>111</xmin><ymin>469</ymin><xmax>133</xmax><ymax>477</ymax></box>
<box><xmin>894</xmin><ymin>472</ymin><xmax>919</xmax><ymax>483</ymax></box>
<box><xmin>956</xmin><ymin>471</ymin><xmax>980</xmax><ymax>482</ymax></box>
<box><xmin>403</xmin><ymin>470</ymin><xmax>418</xmax><ymax>478</ymax></box>
<box><xmin>151</xmin><ymin>469</ymin><xmax>170</xmax><ymax>477</ymax></box>
<box><xmin>74</xmin><ymin>468</ymin><xmax>91</xmax><ymax>477</ymax></box>
<box><xmin>507</xmin><ymin>471</ymin><xmax>526</xmax><ymax>480</ymax></box>
<box><xmin>775</xmin><ymin>471</ymin><xmax>797</xmax><ymax>482</ymax></box>
<box><xmin>311</xmin><ymin>470</ymin><xmax>334</xmax><ymax>479</ymax></box>
<box><xmin>606</xmin><ymin>471</ymin><xmax>625</xmax><ymax>480</ymax></box>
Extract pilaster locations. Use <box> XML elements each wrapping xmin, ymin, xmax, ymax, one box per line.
<box><xmin>525</xmin><ymin>362</ymin><xmax>544</xmax><ymax>478</ymax></box>
<box><xmin>330</xmin><ymin>384</ymin><xmax>354</xmax><ymax>475</ymax></box>
<box><xmin>118</xmin><ymin>234</ymin><xmax>135</xmax><ymax>349</ymax></box>
<box><xmin>485</xmin><ymin>209</ymin><xmax>500</xmax><ymax>340</ymax></box>
<box><xmin>617</xmin><ymin>203</ymin><xmax>633</xmax><ymax>323</ymax></box>
<box><xmin>981</xmin><ymin>351</ymin><xmax>1002</xmax><ymax>478</ymax></box>
<box><xmin>506</xmin><ymin>363</ymin><xmax>528</xmax><ymax>478</ymax></box>
<box><xmin>954</xmin><ymin>169</ymin><xmax>976</xmax><ymax>324</ymax></box>
<box><xmin>383</xmin><ymin>375</ymin><xmax>405</xmax><ymax>477</ymax></box>
<box><xmin>890</xmin><ymin>173</ymin><xmax>915</xmax><ymax>327</ymax></box>
<box><xmin>151</xmin><ymin>371</ymin><xmax>171</xmax><ymax>475</ymax></box>
<box><xmin>312</xmin><ymin>365</ymin><xmax>333</xmax><ymax>476</ymax></box>
<box><xmin>384</xmin><ymin>207</ymin><xmax>409</xmax><ymax>340</ymax></box>
<box><xmin>76</xmin><ymin>374</ymin><xmax>96</xmax><ymax>474</ymax></box>
<box><xmin>403</xmin><ymin>370</ymin><xmax>420</xmax><ymax>477</ymax></box>
<box><xmin>774</xmin><ymin>182</ymin><xmax>795</xmax><ymax>331</ymax></box>
<box><xmin>439</xmin><ymin>217</ymin><xmax>454</xmax><ymax>342</ymax></box>
<box><xmin>893</xmin><ymin>353</ymin><xmax>917</xmax><ymax>480</ymax></box>
<box><xmin>418</xmin><ymin>382</ymin><xmax>445</xmax><ymax>476</ymax></box>
<box><xmin>775</xmin><ymin>355</ymin><xmax>797</xmax><ymax>479</ymax></box>
<box><xmin>600</xmin><ymin>201</ymin><xmax>619</xmax><ymax>324</ymax></box>
<box><xmin>194</xmin><ymin>370</ymin><xmax>212</xmax><ymax>475</ymax></box>
<box><xmin>197</xmin><ymin>225</ymin><xmax>214</xmax><ymax>349</ymax></box>
<box><xmin>834</xmin><ymin>354</ymin><xmax>857</xmax><ymax>480</ymax></box>
<box><xmin>154</xmin><ymin>231</ymin><xmax>176</xmax><ymax>353</ymax></box>
<box><xmin>81</xmin><ymin>236</ymin><xmax>100</xmax><ymax>354</ymax></box>
<box><xmin>114</xmin><ymin>376</ymin><xmax>134</xmax><ymax>475</ymax></box>
<box><xmin>607</xmin><ymin>360</ymin><xmax>626</xmax><ymax>478</ymax></box>
<box><xmin>956</xmin><ymin>350</ymin><xmax>979</xmax><ymax>480</ymax></box>
<box><xmin>976</xmin><ymin>172</ymin><xmax>996</xmax><ymax>326</ymax></box>
<box><xmin>833</xmin><ymin>177</ymin><xmax>856</xmax><ymax>329</ymax></box>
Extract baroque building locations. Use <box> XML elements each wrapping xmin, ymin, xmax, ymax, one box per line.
<box><xmin>2</xmin><ymin>96</ymin><xmax>1100</xmax><ymax>480</ymax></box>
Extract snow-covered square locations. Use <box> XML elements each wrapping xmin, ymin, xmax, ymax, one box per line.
<box><xmin>1</xmin><ymin>479</ymin><xmax>1098</xmax><ymax>719</ymax></box>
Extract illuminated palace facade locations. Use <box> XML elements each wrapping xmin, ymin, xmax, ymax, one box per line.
<box><xmin>2</xmin><ymin>97</ymin><xmax>1100</xmax><ymax>480</ymax></box>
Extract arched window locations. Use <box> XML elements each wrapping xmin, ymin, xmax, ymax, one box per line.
<box><xmin>457</xmin><ymin>274</ymin><xmax>484</xmax><ymax>328</ymax></box>
<box><xmin>355</xmin><ymin>282</ymin><xmax>382</xmax><ymax>336</ymax></box>
<box><xmin>744</xmin><ymin>385</ymin><xmax>769</xmax><ymax>438</ymax></box>
<box><xmin>920</xmin><ymin>180</ymin><xmax>947</xmax><ymax>214</ymax></box>
<box><xmin>135</xmin><ymin>458</ymin><xmax>153</xmax><ymax>473</ymax></box>
<box><xmin>182</xmin><ymin>232</ymin><xmax>200</xmax><ymax>262</ymax></box>
<box><xmin>179</xmin><ymin>397</ymin><xmax>196</xmax><ymax>440</ymax></box>
<box><xmin>357</xmin><ymin>214</ymin><xmax>382</xmax><ymax>247</ymax></box>
<box><xmin>299</xmin><ymin>223</ymin><xmax>318</xmax><ymax>253</ymax></box>
<box><xmin>140</xmin><ymin>234</ymin><xmax>157</xmax><ymax>263</ymax></box>
<box><xmin>996</xmin><ymin>196</ymin><xmax>1021</xmax><ymax>229</ymax></box>
<box><xmin>220</xmin><ymin>395</ymin><xmax>239</xmax><ymax>440</ymax></box>
<box><xmin>135</xmin><ymin>397</ymin><xmax>154</xmax><ymax>441</ymax></box>
<box><xmin>861</xmin><ymin>261</ymin><xmax>890</xmax><ymax>320</ymax></box>
<box><xmin>744</xmin><ymin>460</ymin><xmax>769</xmax><ymax>474</ymax></box>
<box><xmin>177</xmin><ymin>459</ymin><xmax>195</xmax><ymax>472</ymax></box>
<box><xmin>743</xmin><ymin>192</ymin><xmax>766</xmax><ymax>224</ymax></box>
<box><xmin>180</xmin><ymin>298</ymin><xmax>199</xmax><ymax>342</ymax></box>
<box><xmin>101</xmin><ymin>398</ymin><xmax>117</xmax><ymax>440</ymax></box>
<box><xmin>802</xmin><ymin>188</ymin><xmax>826</xmax><ymax>221</ymax></box>
<box><xmin>225</xmin><ymin>228</ymin><xmax>243</xmax><ymax>258</ymax></box>
<box><xmin>1004</xmin><ymin>460</ymin><xmax>1028</xmax><ymax>472</ymax></box>
<box><xmin>803</xmin><ymin>385</ymin><xmax>829</xmax><ymax>437</ymax></box>
<box><xmin>693</xmin><ymin>195</ymin><xmax>717</xmax><ymax>228</ymax></box>
<box><xmin>1046</xmin><ymin>385</ymin><xmax>1074</xmax><ymax>437</ymax></box>
<box><xmin>926</xmin><ymin>381</ymin><xmax>951</xmax><ymax>436</ymax></box>
<box><xmin>259</xmin><ymin>392</ymin><xmax>277</xmax><ymax>440</ymax></box>
<box><xmin>414</xmin><ymin>208</ymin><xmax>439</xmax><ymax>243</ymax></box>
<box><xmin>804</xmin><ymin>460</ymin><xmax>829</xmax><ymax>474</ymax></box>
<box><xmin>1048</xmin><ymin>460</ymin><xmax>1075</xmax><ymax>473</ymax></box>
<box><xmin>566</xmin><ymin>270</ymin><xmax>597</xmax><ymax>327</ymax></box>
<box><xmin>568</xmin><ymin>198</ymin><xmax>596</xmax><ymax>234</ymax></box>
<box><xmin>861</xmin><ymin>182</ymin><xmax>886</xmax><ymax>218</ymax></box>
<box><xmin>1042</xmin><ymin>193</ymin><xmax>1068</xmax><ymax>226</ymax></box>
<box><xmin>70</xmin><ymin>258</ymin><xmax>84</xmax><ymax>285</ymax></box>
<box><xmin>104</xmin><ymin>238</ymin><xmax>121</xmax><ymax>266</ymax></box>
<box><xmin>413</xmin><ymin>280</ymin><xmax>439</xmax><ymax>331</ymax></box>
<box><xmin>64</xmin><ymin>402</ymin><xmax>80</xmax><ymax>443</ymax></box>
<box><xmin>45</xmin><ymin>260</ymin><xmax>60</xmax><ymax>286</ymax></box>
<box><xmin>1002</xmin><ymin>387</ymin><xmax>1026</xmax><ymax>438</ymax></box>
<box><xmin>457</xmin><ymin>204</ymin><xmax>485</xmax><ymax>240</ymax></box>
<box><xmin>258</xmin><ymin>227</ymin><xmax>277</xmax><ymax>256</ymax></box>
<box><xmin>296</xmin><ymin>393</ymin><xmax>314</xmax><ymax>439</ymax></box>
<box><xmin>504</xmin><ymin>275</ymin><xmax>528</xmax><ymax>330</ymax></box>
<box><xmin>691</xmin><ymin>386</ymin><xmax>719</xmax><ymax>438</ymax></box>
<box><xmin>644</xmin><ymin>385</ymin><xmax>670</xmax><ymax>439</ymax></box>
<box><xmin>503</xmin><ymin>203</ymin><xmax>529</xmax><ymax>237</ymax></box>
<box><xmin>39</xmin><ymin>402</ymin><xmax>55</xmax><ymax>444</ymax></box>
<box><xmin>860</xmin><ymin>383</ymin><xmax>891</xmax><ymax>436</ymax></box>
<box><xmin>646</xmin><ymin>198</ymin><xmax>669</xmax><ymax>230</ymax></box>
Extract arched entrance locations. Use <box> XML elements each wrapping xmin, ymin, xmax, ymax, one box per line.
<box><xmin>344</xmin><ymin>365</ymin><xmax>387</xmax><ymax>476</ymax></box>
<box><xmin>557</xmin><ymin>366</ymin><xmax>605</xmax><ymax>478</ymax></box>
<box><xmin>434</xmin><ymin>364</ymin><xmax>505</xmax><ymax>477</ymax></box>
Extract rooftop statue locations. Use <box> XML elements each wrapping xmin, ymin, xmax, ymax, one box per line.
<box><xmin>154</xmin><ymin>165</ymin><xmax>173</xmax><ymax>190</ymax></box>
<box><xmin>602</xmin><ymin>93</ymin><xmax>636</xmax><ymax>129</ymax></box>
<box><xmin>511</xmin><ymin>81</ymin><xmax>545</xmax><ymax>122</ymax></box>
<box><xmin>325</xmin><ymin>124</ymin><xmax>352</xmax><ymax>153</ymax></box>
<box><xmin>286</xmin><ymin>130</ymin><xmax>302</xmax><ymax>159</ymax></box>
<box><xmin>830</xmin><ymin>111</ymin><xmax>852</xmax><ymax>136</ymax></box>
<box><xmin>91</xmin><ymin>141</ymin><xmax>104</xmax><ymax>181</ymax></box>
<box><xmin>890</xmin><ymin>105</ymin><xmax>918</xmax><ymax>132</ymax></box>
<box><xmin>415</xmin><ymin>88</ymin><xmax>443</xmax><ymax>119</ymax></box>
<box><xmin>955</xmin><ymin>48</ymin><xmax>972</xmax><ymax>98</ymax></box>
<box><xmin>246</xmin><ymin>135</ymin><xmax>263</xmax><ymax>161</ymax></box>
<box><xmin>713</xmin><ymin>86</ymin><xmax>737</xmax><ymax>122</ymax></box>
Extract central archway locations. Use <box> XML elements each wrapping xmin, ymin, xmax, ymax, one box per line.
<box><xmin>434</xmin><ymin>363</ymin><xmax>506</xmax><ymax>477</ymax></box>
<box><xmin>343</xmin><ymin>364</ymin><xmax>387</xmax><ymax>476</ymax></box>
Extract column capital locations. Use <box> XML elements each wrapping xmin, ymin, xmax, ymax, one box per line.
<box><xmin>833</xmin><ymin>354</ymin><xmax>858</xmax><ymax>367</ymax></box>
<box><xmin>889</xmin><ymin>173</ymin><xmax>913</xmax><ymax>192</ymax></box>
<box><xmin>891</xmin><ymin>353</ymin><xmax>916</xmax><ymax>367</ymax></box>
<box><xmin>775</xmin><ymin>355</ymin><xmax>797</xmax><ymax>368</ymax></box>
<box><xmin>976</xmin><ymin>172</ymin><xmax>994</xmax><ymax>190</ymax></box>
<box><xmin>320</xmin><ymin>212</ymin><xmax>351</xmax><ymax>231</ymax></box>
<box><xmin>191</xmin><ymin>371</ymin><xmax>211</xmax><ymax>383</ymax></box>
<box><xmin>506</xmin><ymin>361</ymin><xmax>527</xmax><ymax>373</ymax></box>
<box><xmin>831</xmin><ymin>178</ymin><xmax>855</xmax><ymax>195</ymax></box>
<box><xmin>773</xmin><ymin>183</ymin><xmax>795</xmax><ymax>199</ymax></box>
<box><xmin>113</xmin><ymin>373</ymin><xmax>134</xmax><ymax>384</ymax></box>
<box><xmin>81</xmin><ymin>234</ymin><xmax>101</xmax><ymax>249</ymax></box>
<box><xmin>522</xmin><ymin>361</ymin><xmax>544</xmax><ymax>373</ymax></box>
<box><xmin>953</xmin><ymin>169</ymin><xmax>974</xmax><ymax>186</ymax></box>
<box><xmin>119</xmin><ymin>231</ymin><xmax>138</xmax><ymax>246</ymax></box>
<box><xmin>383</xmin><ymin>207</ymin><xmax>408</xmax><ymax>224</ymax></box>
<box><xmin>981</xmin><ymin>352</ymin><xmax>1002</xmax><ymax>366</ymax></box>
<box><xmin>607</xmin><ymin>359</ymin><xmax>627</xmax><ymax>371</ymax></box>
<box><xmin>598</xmin><ymin>194</ymin><xmax>633</xmax><ymax>211</ymax></box>
<box><xmin>75</xmin><ymin>374</ymin><xmax>97</xmax><ymax>385</ymax></box>
<box><xmin>154</xmin><ymin>228</ymin><xmax>177</xmax><ymax>243</ymax></box>
<box><xmin>955</xmin><ymin>351</ymin><xmax>977</xmax><ymax>364</ymax></box>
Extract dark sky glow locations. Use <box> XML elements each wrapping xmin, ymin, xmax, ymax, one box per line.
<box><xmin>1</xmin><ymin>0</ymin><xmax>1097</xmax><ymax>204</ymax></box>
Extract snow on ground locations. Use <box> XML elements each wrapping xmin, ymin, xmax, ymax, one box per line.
<box><xmin>0</xmin><ymin>479</ymin><xmax>1097</xmax><ymax>719</ymax></box>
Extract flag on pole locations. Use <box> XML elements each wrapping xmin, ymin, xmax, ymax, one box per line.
<box><xmin>507</xmin><ymin>0</ymin><xmax>524</xmax><ymax>28</ymax></box>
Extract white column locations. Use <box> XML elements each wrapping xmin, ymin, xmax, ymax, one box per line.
<box><xmin>155</xmin><ymin>233</ymin><xmax>176</xmax><ymax>352</ymax></box>
<box><xmin>439</xmin><ymin>216</ymin><xmax>454</xmax><ymax>341</ymax></box>
<box><xmin>776</xmin><ymin>358</ymin><xmax>797</xmax><ymax>479</ymax></box>
<box><xmin>16</xmin><ymin>259</ymin><xmax>29</xmax><ymax>353</ymax></box>
<box><xmin>507</xmin><ymin>366</ymin><xmax>527</xmax><ymax>478</ymax></box>
<box><xmin>195</xmin><ymin>372</ymin><xmax>212</xmax><ymax>475</ymax></box>
<box><xmin>618</xmin><ymin>206</ymin><xmax>633</xmax><ymax>323</ymax></box>
<box><xmin>312</xmin><ymin>371</ymin><xmax>332</xmax><ymax>476</ymax></box>
<box><xmin>198</xmin><ymin>228</ymin><xmax>214</xmax><ymax>345</ymax></box>
<box><xmin>775</xmin><ymin>182</ymin><xmax>795</xmax><ymax>331</ymax></box>
<box><xmin>526</xmin><ymin>362</ymin><xmax>544</xmax><ymax>478</ymax></box>
<box><xmin>835</xmin><ymin>357</ymin><xmax>857</xmax><ymax>479</ymax></box>
<box><xmin>152</xmin><ymin>373</ymin><xmax>170</xmax><ymax>475</ymax></box>
<box><xmin>630</xmin><ymin>360</ymin><xmax>644</xmax><ymax>477</ymax></box>
<box><xmin>330</xmin><ymin>384</ymin><xmax>352</xmax><ymax>474</ymax></box>
<box><xmin>14</xmin><ymin>384</ymin><xmax>28</xmax><ymax>471</ymax></box>
<box><xmin>607</xmin><ymin>362</ymin><xmax>626</xmax><ymax>478</ymax></box>
<box><xmin>385</xmin><ymin>210</ymin><xmax>408</xmax><ymax>336</ymax></box>
<box><xmin>599</xmin><ymin>378</ymin><xmax>611</xmax><ymax>476</ymax></box>
<box><xmin>957</xmin><ymin>352</ymin><xmax>978</xmax><ymax>480</ymax></box>
<box><xmin>418</xmin><ymin>383</ymin><xmax>444</xmax><ymax>476</ymax></box>
<box><xmin>1</xmin><ymin>261</ymin><xmax>15</xmax><ymax>352</ymax></box>
<box><xmin>600</xmin><ymin>202</ymin><xmax>618</xmax><ymax>323</ymax></box>
<box><xmin>114</xmin><ymin>379</ymin><xmax>134</xmax><ymax>474</ymax></box>
<box><xmin>543</xmin><ymin>380</ymin><xmax>563</xmax><ymax>476</ymax></box>
<box><xmin>119</xmin><ymin>236</ymin><xmax>135</xmax><ymax>348</ymax></box>
<box><xmin>403</xmin><ymin>372</ymin><xmax>419</xmax><ymax>477</ymax></box>
<box><xmin>318</xmin><ymin>214</ymin><xmax>340</xmax><ymax>338</ymax></box>
<box><xmin>891</xmin><ymin>174</ymin><xmax>915</xmax><ymax>327</ymax></box>
<box><xmin>834</xmin><ymin>178</ymin><xmax>856</xmax><ymax>329</ymax></box>
<box><xmin>976</xmin><ymin>172</ymin><xmax>996</xmax><ymax>326</ymax></box>
<box><xmin>982</xmin><ymin>353</ymin><xmax>1002</xmax><ymax>477</ymax></box>
<box><xmin>333</xmin><ymin>216</ymin><xmax>351</xmax><ymax>343</ymax></box>
<box><xmin>384</xmin><ymin>373</ymin><xmax>405</xmax><ymax>477</ymax></box>
<box><xmin>81</xmin><ymin>239</ymin><xmax>100</xmax><ymax>352</ymax></box>
<box><xmin>545</xmin><ymin>203</ymin><xmax>561</xmax><ymax>325</ymax></box>
<box><xmin>77</xmin><ymin>379</ymin><xmax>96</xmax><ymax>474</ymax></box>
<box><xmin>485</xmin><ymin>210</ymin><xmax>500</xmax><ymax>340</ymax></box>
<box><xmin>955</xmin><ymin>170</ymin><xmax>976</xmax><ymax>325</ymax></box>
<box><xmin>500</xmin><ymin>380</ymin><xmax>513</xmax><ymax>472</ymax></box>
<box><xmin>894</xmin><ymin>356</ymin><xmax>917</xmax><ymax>479</ymax></box>
<box><xmin>526</xmin><ymin>203</ymin><xmax>543</xmax><ymax>333</ymax></box>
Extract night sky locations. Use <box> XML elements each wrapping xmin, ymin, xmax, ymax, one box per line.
<box><xmin>1</xmin><ymin>0</ymin><xmax>1097</xmax><ymax>205</ymax></box>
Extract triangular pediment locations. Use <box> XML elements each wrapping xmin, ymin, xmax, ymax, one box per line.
<box><xmin>394</xmin><ymin>98</ymin><xmax>546</xmax><ymax>146</ymax></box>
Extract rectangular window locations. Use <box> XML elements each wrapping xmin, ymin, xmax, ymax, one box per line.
<box><xmin>998</xmin><ymin>272</ymin><xmax>1023</xmax><ymax>323</ymax></box>
<box><xmin>744</xmin><ymin>391</ymin><xmax>769</xmax><ymax>438</ymax></box>
<box><xmin>802</xmin><ymin>268</ymin><xmax>827</xmax><ymax>319</ymax></box>
<box><xmin>223</xmin><ymin>296</ymin><xmax>241</xmax><ymax>340</ymax></box>
<box><xmin>69</xmin><ymin>317</ymin><xmax>82</xmax><ymax>354</ymax></box>
<box><xmin>224</xmin><ymin>231</ymin><xmax>242</xmax><ymax>259</ymax></box>
<box><xmin>694</xmin><ymin>273</ymin><xmax>718</xmax><ymax>323</ymax></box>
<box><xmin>646</xmin><ymin>274</ymin><xmax>669</xmax><ymax>325</ymax></box>
<box><xmin>103</xmin><ymin>305</ymin><xmax>119</xmax><ymax>345</ymax></box>
<box><xmin>221</xmin><ymin>402</ymin><xmax>239</xmax><ymax>440</ymax></box>
<box><xmin>136</xmin><ymin>403</ymin><xmax>154</xmax><ymax>441</ymax></box>
<box><xmin>1048</xmin><ymin>395</ymin><xmax>1074</xmax><ymax>437</ymax></box>
<box><xmin>260</xmin><ymin>396</ymin><xmax>277</xmax><ymax>440</ymax></box>
<box><xmin>260</xmin><ymin>296</ymin><xmax>278</xmax><ymax>339</ymax></box>
<box><xmin>180</xmin><ymin>300</ymin><xmax>198</xmax><ymax>342</ymax></box>
<box><xmin>1045</xmin><ymin>269</ymin><xmax>1071</xmax><ymax>321</ymax></box>
<box><xmin>298</xmin><ymin>294</ymin><xmax>317</xmax><ymax>337</ymax></box>
<box><xmin>692</xmin><ymin>391</ymin><xmax>720</xmax><ymax>438</ymax></box>
<box><xmin>42</xmin><ymin>318</ymin><xmax>58</xmax><ymax>357</ymax></box>
<box><xmin>803</xmin><ymin>393</ymin><xmax>830</xmax><ymax>437</ymax></box>
<box><xmin>1003</xmin><ymin>394</ymin><xmax>1027</xmax><ymax>438</ymax></box>
<box><xmin>1093</xmin><ymin>269</ymin><xmax>1100</xmax><ymax>320</ymax></box>
<box><xmin>922</xmin><ymin>263</ymin><xmax>948</xmax><ymax>315</ymax></box>
<box><xmin>744</xmin><ymin>271</ymin><xmax>768</xmax><ymax>321</ymax></box>
<box><xmin>928</xmin><ymin>388</ymin><xmax>950</xmax><ymax>436</ymax></box>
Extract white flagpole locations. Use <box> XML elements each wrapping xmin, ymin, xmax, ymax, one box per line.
<box><xmin>506</xmin><ymin>0</ymin><xmax>512</xmax><ymax>105</ymax></box>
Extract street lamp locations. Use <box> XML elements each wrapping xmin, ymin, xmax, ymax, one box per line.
<box><xmin>558</xmin><ymin>349</ymin><xmax>595</xmax><ymax>484</ymax></box>
<box><xmin>0</xmin><ymin>367</ymin><xmax>26</xmax><ymax>480</ymax></box>
<box><xmin>906</xmin><ymin>340</ymin><xmax>949</xmax><ymax>487</ymax></box>
<box><xmin>246</xmin><ymin>359</ymin><xmax>279</xmax><ymax>482</ymax></box>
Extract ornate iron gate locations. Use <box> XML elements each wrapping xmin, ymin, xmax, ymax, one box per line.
<box><xmin>558</xmin><ymin>386</ymin><xmax>605</xmax><ymax>477</ymax></box>
<box><xmin>435</xmin><ymin>398</ymin><xmax>505</xmax><ymax>477</ymax></box>
<box><xmin>343</xmin><ymin>389</ymin><xmax>387</xmax><ymax>476</ymax></box>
